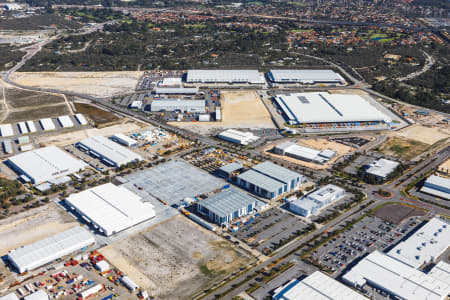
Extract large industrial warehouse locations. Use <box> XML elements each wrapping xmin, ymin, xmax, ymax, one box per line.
<box><xmin>150</xmin><ymin>99</ymin><xmax>206</xmax><ymax>113</ymax></box>
<box><xmin>197</xmin><ymin>188</ymin><xmax>259</xmax><ymax>226</ymax></box>
<box><xmin>186</xmin><ymin>70</ymin><xmax>265</xmax><ymax>84</ymax></box>
<box><xmin>7</xmin><ymin>226</ymin><xmax>95</xmax><ymax>273</ymax></box>
<box><xmin>77</xmin><ymin>135</ymin><xmax>143</xmax><ymax>167</ymax></box>
<box><xmin>65</xmin><ymin>183</ymin><xmax>156</xmax><ymax>236</ymax></box>
<box><xmin>237</xmin><ymin>161</ymin><xmax>304</xmax><ymax>199</ymax></box>
<box><xmin>7</xmin><ymin>146</ymin><xmax>87</xmax><ymax>184</ymax></box>
<box><xmin>387</xmin><ymin>217</ymin><xmax>450</xmax><ymax>268</ymax></box>
<box><xmin>272</xmin><ymin>271</ymin><xmax>366</xmax><ymax>300</ymax></box>
<box><xmin>342</xmin><ymin>251</ymin><xmax>450</xmax><ymax>300</ymax></box>
<box><xmin>290</xmin><ymin>184</ymin><xmax>345</xmax><ymax>217</ymax></box>
<box><xmin>268</xmin><ymin>69</ymin><xmax>346</xmax><ymax>85</ymax></box>
<box><xmin>274</xmin><ymin>92</ymin><xmax>391</xmax><ymax>129</ymax></box>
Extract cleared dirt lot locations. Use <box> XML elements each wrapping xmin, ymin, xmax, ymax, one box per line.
<box><xmin>99</xmin><ymin>215</ymin><xmax>254</xmax><ymax>300</ymax></box>
<box><xmin>5</xmin><ymin>88</ymin><xmax>65</xmax><ymax>109</ymax></box>
<box><xmin>170</xmin><ymin>90</ymin><xmax>275</xmax><ymax>134</ymax></box>
<box><xmin>264</xmin><ymin>137</ymin><xmax>354</xmax><ymax>170</ymax></box>
<box><xmin>378</xmin><ymin>136</ymin><xmax>430</xmax><ymax>160</ymax></box>
<box><xmin>3</xmin><ymin>104</ymin><xmax>71</xmax><ymax>123</ymax></box>
<box><xmin>36</xmin><ymin>120</ymin><xmax>142</xmax><ymax>147</ymax></box>
<box><xmin>0</xmin><ymin>202</ymin><xmax>78</xmax><ymax>255</ymax></box>
<box><xmin>74</xmin><ymin>102</ymin><xmax>120</xmax><ymax>128</ymax></box>
<box><xmin>11</xmin><ymin>72</ymin><xmax>143</xmax><ymax>98</ymax></box>
<box><xmin>393</xmin><ymin>124</ymin><xmax>449</xmax><ymax>145</ymax></box>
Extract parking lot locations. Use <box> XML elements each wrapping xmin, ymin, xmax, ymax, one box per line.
<box><xmin>310</xmin><ymin>215</ymin><xmax>424</xmax><ymax>274</ymax></box>
<box><xmin>231</xmin><ymin>208</ymin><xmax>312</xmax><ymax>255</ymax></box>
<box><xmin>330</xmin><ymin>136</ymin><xmax>371</xmax><ymax>148</ymax></box>
<box><xmin>65</xmin><ymin>144</ymin><xmax>111</xmax><ymax>172</ymax></box>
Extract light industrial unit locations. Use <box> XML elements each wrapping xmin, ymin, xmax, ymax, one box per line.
<box><xmin>237</xmin><ymin>161</ymin><xmax>304</xmax><ymax>199</ymax></box>
<box><xmin>342</xmin><ymin>251</ymin><xmax>450</xmax><ymax>300</ymax></box>
<box><xmin>150</xmin><ymin>99</ymin><xmax>206</xmax><ymax>113</ymax></box>
<box><xmin>26</xmin><ymin>120</ymin><xmax>37</xmax><ymax>133</ymax></box>
<box><xmin>65</xmin><ymin>183</ymin><xmax>156</xmax><ymax>236</ymax></box>
<box><xmin>23</xmin><ymin>291</ymin><xmax>49</xmax><ymax>300</ymax></box>
<box><xmin>186</xmin><ymin>70</ymin><xmax>265</xmax><ymax>84</ymax></box>
<box><xmin>216</xmin><ymin>162</ymin><xmax>244</xmax><ymax>179</ymax></box>
<box><xmin>387</xmin><ymin>217</ymin><xmax>450</xmax><ymax>268</ymax></box>
<box><xmin>18</xmin><ymin>122</ymin><xmax>28</xmax><ymax>134</ymax></box>
<box><xmin>77</xmin><ymin>135</ymin><xmax>143</xmax><ymax>167</ymax></box>
<box><xmin>363</xmin><ymin>158</ymin><xmax>400</xmax><ymax>182</ymax></box>
<box><xmin>421</xmin><ymin>175</ymin><xmax>450</xmax><ymax>200</ymax></box>
<box><xmin>57</xmin><ymin>115</ymin><xmax>74</xmax><ymax>128</ymax></box>
<box><xmin>197</xmin><ymin>188</ymin><xmax>258</xmax><ymax>225</ymax></box>
<box><xmin>7</xmin><ymin>226</ymin><xmax>95</xmax><ymax>274</ymax></box>
<box><xmin>274</xmin><ymin>92</ymin><xmax>391</xmax><ymax>129</ymax></box>
<box><xmin>217</xmin><ymin>129</ymin><xmax>259</xmax><ymax>145</ymax></box>
<box><xmin>289</xmin><ymin>184</ymin><xmax>345</xmax><ymax>217</ymax></box>
<box><xmin>39</xmin><ymin>118</ymin><xmax>55</xmax><ymax>131</ymax></box>
<box><xmin>268</xmin><ymin>69</ymin><xmax>346</xmax><ymax>85</ymax></box>
<box><xmin>121</xmin><ymin>160</ymin><xmax>226</xmax><ymax>206</ymax></box>
<box><xmin>272</xmin><ymin>271</ymin><xmax>366</xmax><ymax>300</ymax></box>
<box><xmin>3</xmin><ymin>139</ymin><xmax>13</xmax><ymax>154</ymax></box>
<box><xmin>111</xmin><ymin>133</ymin><xmax>138</xmax><ymax>147</ymax></box>
<box><xmin>74</xmin><ymin>113</ymin><xmax>88</xmax><ymax>126</ymax></box>
<box><xmin>0</xmin><ymin>293</ymin><xmax>19</xmax><ymax>300</ymax></box>
<box><xmin>7</xmin><ymin>146</ymin><xmax>87</xmax><ymax>184</ymax></box>
<box><xmin>0</xmin><ymin>123</ymin><xmax>14</xmax><ymax>137</ymax></box>
<box><xmin>273</xmin><ymin>142</ymin><xmax>336</xmax><ymax>164</ymax></box>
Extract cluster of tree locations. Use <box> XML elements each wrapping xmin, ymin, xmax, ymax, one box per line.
<box><xmin>0</xmin><ymin>178</ymin><xmax>26</xmax><ymax>209</ymax></box>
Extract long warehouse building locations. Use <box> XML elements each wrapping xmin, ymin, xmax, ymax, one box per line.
<box><xmin>7</xmin><ymin>146</ymin><xmax>87</xmax><ymax>184</ymax></box>
<box><xmin>151</xmin><ymin>99</ymin><xmax>206</xmax><ymax>113</ymax></box>
<box><xmin>77</xmin><ymin>135</ymin><xmax>143</xmax><ymax>167</ymax></box>
<box><xmin>217</xmin><ymin>129</ymin><xmax>259</xmax><ymax>145</ymax></box>
<box><xmin>273</xmin><ymin>142</ymin><xmax>336</xmax><ymax>164</ymax></box>
<box><xmin>7</xmin><ymin>226</ymin><xmax>95</xmax><ymax>274</ymax></box>
<box><xmin>186</xmin><ymin>70</ymin><xmax>265</xmax><ymax>84</ymax></box>
<box><xmin>421</xmin><ymin>175</ymin><xmax>450</xmax><ymax>200</ymax></box>
<box><xmin>274</xmin><ymin>92</ymin><xmax>391</xmax><ymax>130</ymax></box>
<box><xmin>66</xmin><ymin>183</ymin><xmax>156</xmax><ymax>236</ymax></box>
<box><xmin>268</xmin><ymin>69</ymin><xmax>346</xmax><ymax>85</ymax></box>
<box><xmin>272</xmin><ymin>271</ymin><xmax>366</xmax><ymax>300</ymax></box>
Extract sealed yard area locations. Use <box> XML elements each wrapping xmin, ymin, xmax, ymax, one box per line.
<box><xmin>5</xmin><ymin>88</ymin><xmax>65</xmax><ymax>109</ymax></box>
<box><xmin>11</xmin><ymin>72</ymin><xmax>143</xmax><ymax>98</ymax></box>
<box><xmin>373</xmin><ymin>203</ymin><xmax>427</xmax><ymax>225</ymax></box>
<box><xmin>393</xmin><ymin>124</ymin><xmax>449</xmax><ymax>145</ymax></box>
<box><xmin>170</xmin><ymin>90</ymin><xmax>275</xmax><ymax>134</ymax></box>
<box><xmin>378</xmin><ymin>136</ymin><xmax>430</xmax><ymax>160</ymax></box>
<box><xmin>99</xmin><ymin>215</ymin><xmax>254</xmax><ymax>300</ymax></box>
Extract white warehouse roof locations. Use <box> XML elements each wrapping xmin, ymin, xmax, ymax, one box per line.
<box><xmin>342</xmin><ymin>251</ymin><xmax>450</xmax><ymax>300</ymax></box>
<box><xmin>187</xmin><ymin>70</ymin><xmax>264</xmax><ymax>84</ymax></box>
<box><xmin>57</xmin><ymin>115</ymin><xmax>74</xmax><ymax>128</ymax></box>
<box><xmin>421</xmin><ymin>175</ymin><xmax>450</xmax><ymax>200</ymax></box>
<box><xmin>0</xmin><ymin>293</ymin><xmax>19</xmax><ymax>300</ymax></box>
<box><xmin>78</xmin><ymin>135</ymin><xmax>143</xmax><ymax>167</ymax></box>
<box><xmin>275</xmin><ymin>92</ymin><xmax>391</xmax><ymax>124</ymax></box>
<box><xmin>269</xmin><ymin>69</ymin><xmax>345</xmax><ymax>84</ymax></box>
<box><xmin>39</xmin><ymin>118</ymin><xmax>55</xmax><ymax>131</ymax></box>
<box><xmin>8</xmin><ymin>226</ymin><xmax>94</xmax><ymax>274</ymax></box>
<box><xmin>65</xmin><ymin>183</ymin><xmax>155</xmax><ymax>236</ymax></box>
<box><xmin>218</xmin><ymin>129</ymin><xmax>259</xmax><ymax>145</ymax></box>
<box><xmin>0</xmin><ymin>124</ymin><xmax>14</xmax><ymax>137</ymax></box>
<box><xmin>26</xmin><ymin>121</ymin><xmax>37</xmax><ymax>133</ymax></box>
<box><xmin>23</xmin><ymin>290</ymin><xmax>49</xmax><ymax>300</ymax></box>
<box><xmin>365</xmin><ymin>158</ymin><xmax>399</xmax><ymax>178</ymax></box>
<box><xmin>387</xmin><ymin>217</ymin><xmax>450</xmax><ymax>268</ymax></box>
<box><xmin>7</xmin><ymin>146</ymin><xmax>87</xmax><ymax>184</ymax></box>
<box><xmin>272</xmin><ymin>271</ymin><xmax>366</xmax><ymax>300</ymax></box>
<box><xmin>74</xmin><ymin>114</ymin><xmax>88</xmax><ymax>125</ymax></box>
<box><xmin>111</xmin><ymin>133</ymin><xmax>138</xmax><ymax>147</ymax></box>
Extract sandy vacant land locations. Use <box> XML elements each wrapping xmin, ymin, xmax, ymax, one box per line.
<box><xmin>378</xmin><ymin>136</ymin><xmax>430</xmax><ymax>160</ymax></box>
<box><xmin>393</xmin><ymin>124</ymin><xmax>449</xmax><ymax>145</ymax></box>
<box><xmin>100</xmin><ymin>215</ymin><xmax>253</xmax><ymax>300</ymax></box>
<box><xmin>170</xmin><ymin>90</ymin><xmax>275</xmax><ymax>134</ymax></box>
<box><xmin>37</xmin><ymin>121</ymin><xmax>142</xmax><ymax>147</ymax></box>
<box><xmin>264</xmin><ymin>138</ymin><xmax>354</xmax><ymax>170</ymax></box>
<box><xmin>11</xmin><ymin>72</ymin><xmax>143</xmax><ymax>98</ymax></box>
<box><xmin>0</xmin><ymin>203</ymin><xmax>77</xmax><ymax>255</ymax></box>
<box><xmin>4</xmin><ymin>104</ymin><xmax>71</xmax><ymax>123</ymax></box>
<box><xmin>5</xmin><ymin>88</ymin><xmax>65</xmax><ymax>109</ymax></box>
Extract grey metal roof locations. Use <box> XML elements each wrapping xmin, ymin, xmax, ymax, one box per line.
<box><xmin>238</xmin><ymin>169</ymin><xmax>284</xmax><ymax>192</ymax></box>
<box><xmin>187</xmin><ymin>70</ymin><xmax>264</xmax><ymax>84</ymax></box>
<box><xmin>8</xmin><ymin>226</ymin><xmax>95</xmax><ymax>273</ymax></box>
<box><xmin>0</xmin><ymin>293</ymin><xmax>19</xmax><ymax>300</ymax></box>
<box><xmin>155</xmin><ymin>87</ymin><xmax>199</xmax><ymax>94</ymax></box>
<box><xmin>151</xmin><ymin>100</ymin><xmax>205</xmax><ymax>108</ymax></box>
<box><xmin>252</xmin><ymin>161</ymin><xmax>302</xmax><ymax>184</ymax></box>
<box><xmin>218</xmin><ymin>162</ymin><xmax>243</xmax><ymax>174</ymax></box>
<box><xmin>200</xmin><ymin>188</ymin><xmax>257</xmax><ymax>218</ymax></box>
<box><xmin>269</xmin><ymin>69</ymin><xmax>344</xmax><ymax>83</ymax></box>
<box><xmin>23</xmin><ymin>291</ymin><xmax>48</xmax><ymax>300</ymax></box>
